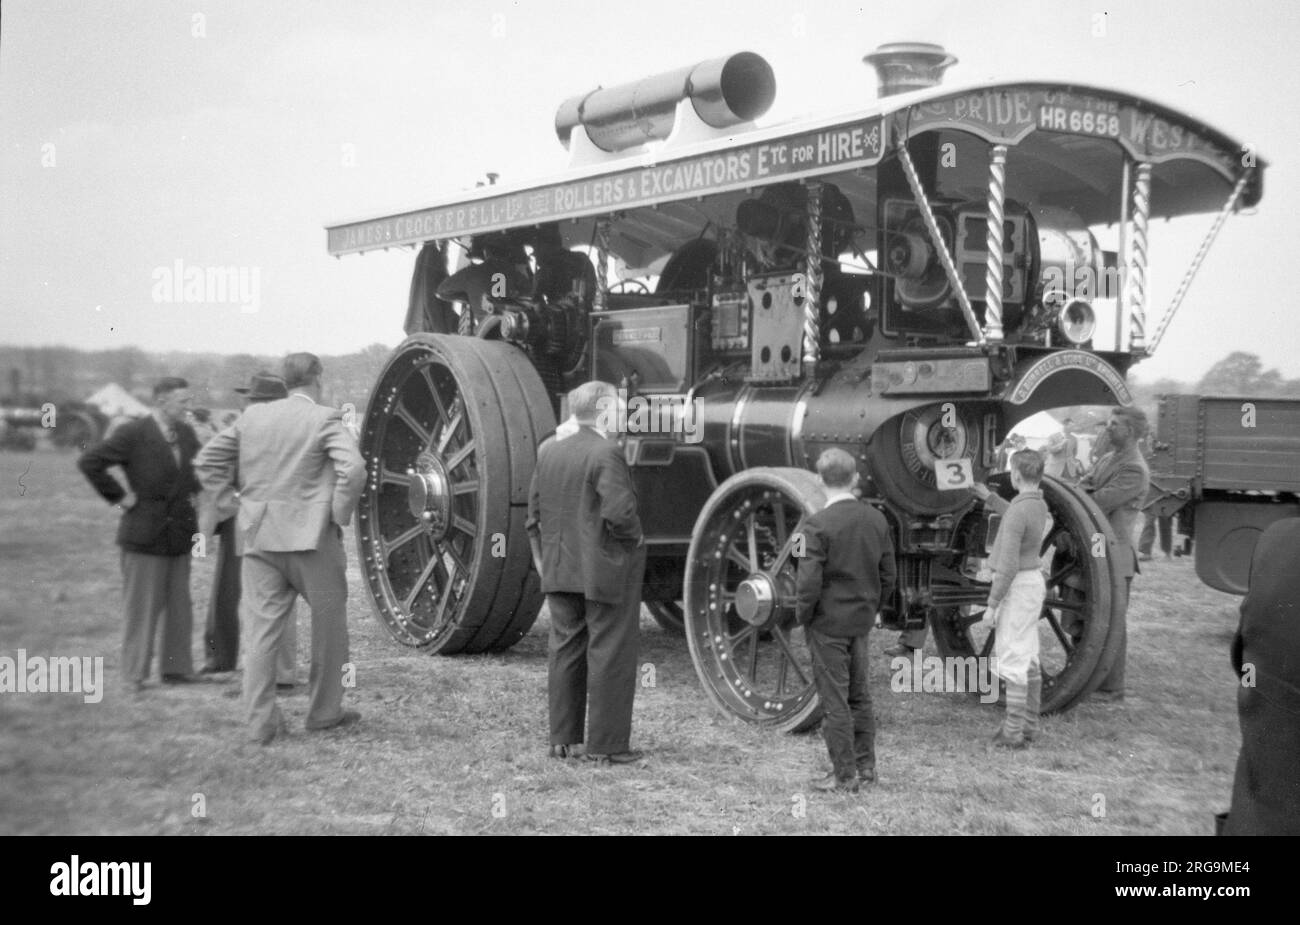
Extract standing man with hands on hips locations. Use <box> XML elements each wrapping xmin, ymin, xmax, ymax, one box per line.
<box><xmin>79</xmin><ymin>377</ymin><xmax>203</xmax><ymax>692</ymax></box>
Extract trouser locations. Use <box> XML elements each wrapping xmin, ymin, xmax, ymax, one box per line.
<box><xmin>203</xmin><ymin>518</ymin><xmax>241</xmax><ymax>671</ymax></box>
<box><xmin>1097</xmin><ymin>576</ymin><xmax>1132</xmax><ymax>693</ymax></box>
<box><xmin>1138</xmin><ymin>512</ymin><xmax>1172</xmax><ymax>557</ymax></box>
<box><xmin>546</xmin><ymin>547</ymin><xmax>645</xmax><ymax>755</ymax></box>
<box><xmin>240</xmin><ymin>530</ymin><xmax>349</xmax><ymax>740</ymax></box>
<box><xmin>204</xmin><ymin>517</ymin><xmax>298</xmax><ymax>682</ymax></box>
<box><xmin>808</xmin><ymin>629</ymin><xmax>876</xmax><ymax>781</ymax></box>
<box><xmin>120</xmin><ymin>550</ymin><xmax>194</xmax><ymax>683</ymax></box>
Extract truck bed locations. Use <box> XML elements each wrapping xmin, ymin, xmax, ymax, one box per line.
<box><xmin>1152</xmin><ymin>394</ymin><xmax>1300</xmax><ymax>493</ymax></box>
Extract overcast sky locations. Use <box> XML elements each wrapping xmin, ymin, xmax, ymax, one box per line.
<box><xmin>3</xmin><ymin>0</ymin><xmax>1298</xmax><ymax>383</ymax></box>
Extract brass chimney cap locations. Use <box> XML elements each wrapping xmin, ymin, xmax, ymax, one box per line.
<box><xmin>864</xmin><ymin>42</ymin><xmax>957</xmax><ymax>97</ymax></box>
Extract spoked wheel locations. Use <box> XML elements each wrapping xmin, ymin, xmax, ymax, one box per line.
<box><xmin>646</xmin><ymin>600</ymin><xmax>685</xmax><ymax>634</ymax></box>
<box><xmin>357</xmin><ymin>333</ymin><xmax>555</xmax><ymax>653</ymax></box>
<box><xmin>685</xmin><ymin>467</ymin><xmax>826</xmax><ymax>733</ymax></box>
<box><xmin>928</xmin><ymin>476</ymin><xmax>1119</xmax><ymax>712</ymax></box>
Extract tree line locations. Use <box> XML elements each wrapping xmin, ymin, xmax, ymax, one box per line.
<box><xmin>0</xmin><ymin>343</ymin><xmax>395</xmax><ymax>412</ymax></box>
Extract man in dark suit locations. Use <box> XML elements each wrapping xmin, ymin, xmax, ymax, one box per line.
<box><xmin>196</xmin><ymin>372</ymin><xmax>296</xmax><ymax>686</ymax></box>
<box><xmin>195</xmin><ymin>354</ymin><xmax>366</xmax><ymax>745</ymax></box>
<box><xmin>1223</xmin><ymin>517</ymin><xmax>1300</xmax><ymax>835</ymax></box>
<box><xmin>78</xmin><ymin>377</ymin><xmax>201</xmax><ymax>691</ymax></box>
<box><xmin>1079</xmin><ymin>406</ymin><xmax>1150</xmax><ymax>700</ymax></box>
<box><xmin>796</xmin><ymin>448</ymin><xmax>897</xmax><ymax>793</ymax></box>
<box><xmin>527</xmin><ymin>381</ymin><xmax>646</xmax><ymax>765</ymax></box>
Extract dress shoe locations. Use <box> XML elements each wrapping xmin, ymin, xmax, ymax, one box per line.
<box><xmin>549</xmin><ymin>744</ymin><xmax>583</xmax><ymax>760</ymax></box>
<box><xmin>585</xmin><ymin>749</ymin><xmax>645</xmax><ymax>765</ymax></box>
<box><xmin>1091</xmin><ymin>689</ymin><xmax>1125</xmax><ymax>703</ymax></box>
<box><xmin>199</xmin><ymin>665</ymin><xmax>228</xmax><ymax>675</ymax></box>
<box><xmin>991</xmin><ymin>728</ymin><xmax>1027</xmax><ymax>749</ymax></box>
<box><xmin>1138</xmin><ymin>553</ymin><xmax>1153</xmax><ymax>562</ymax></box>
<box><xmin>810</xmin><ymin>773</ymin><xmax>859</xmax><ymax>794</ymax></box>
<box><xmin>276</xmin><ymin>683</ymin><xmax>296</xmax><ymax>693</ymax></box>
<box><xmin>161</xmin><ymin>673</ymin><xmax>200</xmax><ymax>684</ymax></box>
<box><xmin>883</xmin><ymin>643</ymin><xmax>915</xmax><ymax>659</ymax></box>
<box><xmin>857</xmin><ymin>766</ymin><xmax>877</xmax><ymax>785</ymax></box>
<box><xmin>305</xmin><ymin>709</ymin><xmax>361</xmax><ymax>732</ymax></box>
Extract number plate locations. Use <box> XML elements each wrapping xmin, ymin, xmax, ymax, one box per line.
<box><xmin>934</xmin><ymin>458</ymin><xmax>974</xmax><ymax>490</ymax></box>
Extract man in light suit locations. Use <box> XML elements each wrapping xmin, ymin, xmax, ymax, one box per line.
<box><xmin>527</xmin><ymin>381</ymin><xmax>646</xmax><ymax>764</ymax></box>
<box><xmin>197</xmin><ymin>372</ymin><xmax>299</xmax><ymax>689</ymax></box>
<box><xmin>1079</xmin><ymin>406</ymin><xmax>1150</xmax><ymax>700</ymax></box>
<box><xmin>196</xmin><ymin>353</ymin><xmax>366</xmax><ymax>744</ymax></box>
<box><xmin>79</xmin><ymin>377</ymin><xmax>201</xmax><ymax>691</ymax></box>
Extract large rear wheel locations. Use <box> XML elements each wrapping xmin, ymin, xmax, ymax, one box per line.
<box><xmin>356</xmin><ymin>334</ymin><xmax>555</xmax><ymax>653</ymax></box>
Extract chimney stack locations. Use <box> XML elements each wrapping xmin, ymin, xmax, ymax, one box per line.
<box><xmin>864</xmin><ymin>43</ymin><xmax>957</xmax><ymax>98</ymax></box>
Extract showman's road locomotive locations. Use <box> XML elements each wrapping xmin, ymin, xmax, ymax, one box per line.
<box><xmin>327</xmin><ymin>44</ymin><xmax>1262</xmax><ymax>730</ymax></box>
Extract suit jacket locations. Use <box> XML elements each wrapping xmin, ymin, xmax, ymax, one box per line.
<box><xmin>526</xmin><ymin>426</ymin><xmax>642</xmax><ymax>604</ymax></box>
<box><xmin>1224</xmin><ymin>518</ymin><xmax>1300</xmax><ymax>835</ymax></box>
<box><xmin>1080</xmin><ymin>443</ymin><xmax>1149</xmax><ymax>578</ymax></box>
<box><xmin>194</xmin><ymin>394</ymin><xmax>366</xmax><ymax>554</ymax></box>
<box><xmin>796</xmin><ymin>496</ymin><xmax>897</xmax><ymax>637</ymax></box>
<box><xmin>78</xmin><ymin>414</ymin><xmax>201</xmax><ymax>556</ymax></box>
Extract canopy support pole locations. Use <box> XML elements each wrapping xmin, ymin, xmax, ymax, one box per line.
<box><xmin>1126</xmin><ymin>162</ymin><xmax>1152</xmax><ymax>354</ymax></box>
<box><xmin>593</xmin><ymin>218</ymin><xmax>611</xmax><ymax>313</ymax></box>
<box><xmin>982</xmin><ymin>144</ymin><xmax>1008</xmax><ymax>342</ymax></box>
<box><xmin>803</xmin><ymin>180</ymin><xmax>824</xmax><ymax>376</ymax></box>
<box><xmin>1114</xmin><ymin>157</ymin><xmax>1130</xmax><ymax>351</ymax></box>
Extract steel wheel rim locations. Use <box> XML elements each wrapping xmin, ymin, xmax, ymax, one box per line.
<box><xmin>360</xmin><ymin>350</ymin><xmax>485</xmax><ymax>648</ymax></box>
<box><xmin>686</xmin><ymin>472</ymin><xmax>823</xmax><ymax>730</ymax></box>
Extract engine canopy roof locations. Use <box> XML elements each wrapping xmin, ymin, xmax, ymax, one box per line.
<box><xmin>326</xmin><ymin>79</ymin><xmax>1263</xmax><ymax>270</ymax></box>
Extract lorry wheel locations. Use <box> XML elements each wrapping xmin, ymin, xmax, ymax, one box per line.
<box><xmin>684</xmin><ymin>466</ymin><xmax>826</xmax><ymax>733</ymax></box>
<box><xmin>928</xmin><ymin>476</ymin><xmax>1117</xmax><ymax>713</ymax></box>
<box><xmin>357</xmin><ymin>334</ymin><xmax>554</xmax><ymax>654</ymax></box>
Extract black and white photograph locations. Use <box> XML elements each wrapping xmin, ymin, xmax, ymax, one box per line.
<box><xmin>2</xmin><ymin>0</ymin><xmax>1297</xmax><ymax>864</ymax></box>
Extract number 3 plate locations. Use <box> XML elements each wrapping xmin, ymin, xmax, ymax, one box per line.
<box><xmin>934</xmin><ymin>458</ymin><xmax>974</xmax><ymax>490</ymax></box>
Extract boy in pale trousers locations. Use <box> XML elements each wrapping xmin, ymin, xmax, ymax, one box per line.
<box><xmin>974</xmin><ymin>449</ymin><xmax>1049</xmax><ymax>748</ymax></box>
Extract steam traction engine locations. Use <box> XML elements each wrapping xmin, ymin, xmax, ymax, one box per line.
<box><xmin>327</xmin><ymin>45</ymin><xmax>1262</xmax><ymax>730</ymax></box>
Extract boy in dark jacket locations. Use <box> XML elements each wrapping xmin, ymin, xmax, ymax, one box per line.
<box><xmin>796</xmin><ymin>448</ymin><xmax>897</xmax><ymax>793</ymax></box>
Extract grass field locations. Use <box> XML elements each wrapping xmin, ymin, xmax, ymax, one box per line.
<box><xmin>0</xmin><ymin>446</ymin><xmax>1245</xmax><ymax>835</ymax></box>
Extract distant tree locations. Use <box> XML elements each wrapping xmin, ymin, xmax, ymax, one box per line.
<box><xmin>1197</xmin><ymin>351</ymin><xmax>1283</xmax><ymax>396</ymax></box>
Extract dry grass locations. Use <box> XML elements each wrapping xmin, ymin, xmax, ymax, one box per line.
<box><xmin>0</xmin><ymin>447</ymin><xmax>1244</xmax><ymax>835</ymax></box>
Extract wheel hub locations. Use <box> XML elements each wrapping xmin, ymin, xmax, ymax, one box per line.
<box><xmin>735</xmin><ymin>573</ymin><xmax>777</xmax><ymax>627</ymax></box>
<box><xmin>407</xmin><ymin>453</ymin><xmax>452</xmax><ymax>540</ymax></box>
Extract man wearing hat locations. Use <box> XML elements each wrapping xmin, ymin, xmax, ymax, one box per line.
<box><xmin>197</xmin><ymin>372</ymin><xmax>298</xmax><ymax>687</ymax></box>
